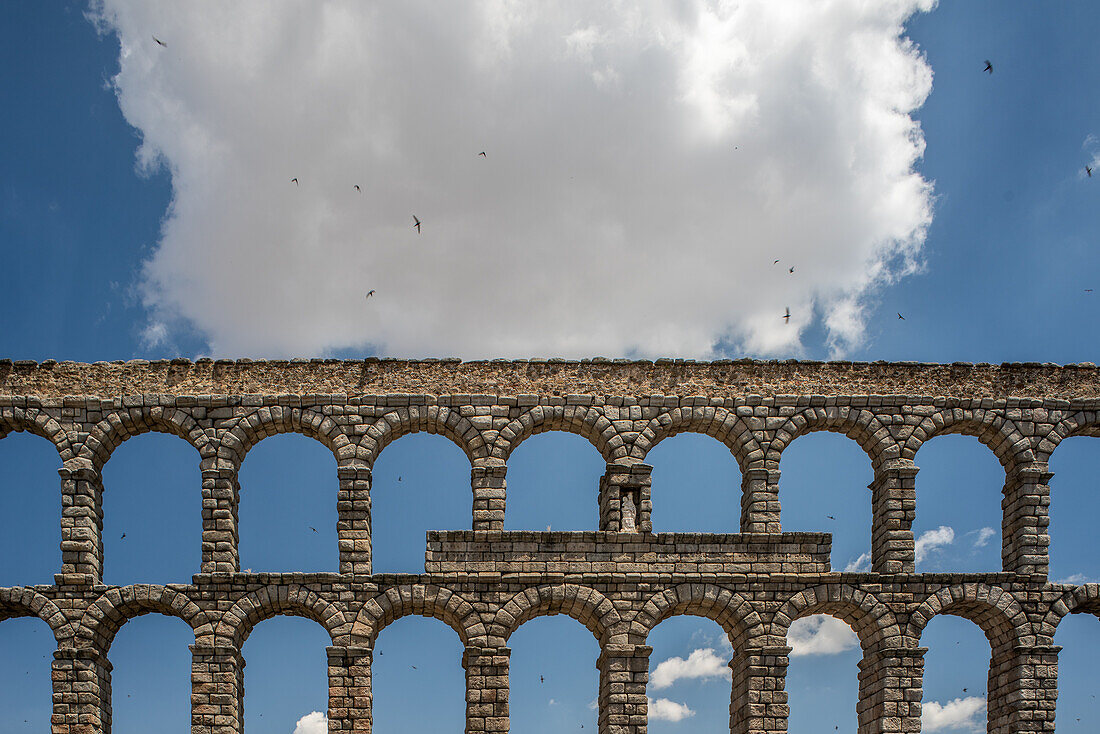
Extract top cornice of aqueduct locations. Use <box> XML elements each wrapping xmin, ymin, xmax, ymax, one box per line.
<box><xmin>2</xmin><ymin>357</ymin><xmax>1100</xmax><ymax>402</ymax></box>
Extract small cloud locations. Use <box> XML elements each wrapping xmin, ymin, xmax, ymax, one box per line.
<box><xmin>650</xmin><ymin>648</ymin><xmax>729</xmax><ymax>689</ymax></box>
<box><xmin>1055</xmin><ymin>573</ymin><xmax>1092</xmax><ymax>585</ymax></box>
<box><xmin>915</xmin><ymin>525</ymin><xmax>955</xmax><ymax>563</ymax></box>
<box><xmin>647</xmin><ymin>697</ymin><xmax>695</xmax><ymax>722</ymax></box>
<box><xmin>971</xmin><ymin>527</ymin><xmax>995</xmax><ymax>549</ymax></box>
<box><xmin>139</xmin><ymin>319</ymin><xmax>170</xmax><ymax>350</ymax></box>
<box><xmin>922</xmin><ymin>696</ymin><xmax>986</xmax><ymax>733</ymax></box>
<box><xmin>788</xmin><ymin>616</ymin><xmax>859</xmax><ymax>657</ymax></box>
<box><xmin>293</xmin><ymin>711</ymin><xmax>328</xmax><ymax>734</ymax></box>
<box><xmin>548</xmin><ymin>698</ymin><xmax>558</xmax><ymax>706</ymax></box>
<box><xmin>587</xmin><ymin>699</ymin><xmax>598</xmax><ymax>711</ymax></box>
<box><xmin>845</xmin><ymin>551</ymin><xmax>871</xmax><ymax>572</ymax></box>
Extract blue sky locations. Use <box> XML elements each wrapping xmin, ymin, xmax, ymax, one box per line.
<box><xmin>1</xmin><ymin>2</ymin><xmax>1099</xmax><ymax>733</ymax></box>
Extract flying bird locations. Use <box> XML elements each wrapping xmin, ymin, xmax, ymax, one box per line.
<box><xmin>478</xmin><ymin>151</ymin><xmax>486</xmax><ymax>157</ymax></box>
<box><xmin>540</xmin><ymin>675</ymin><xmax>544</xmax><ymax>683</ymax></box>
<box><xmin>898</xmin><ymin>312</ymin><xmax>905</xmax><ymax>320</ymax></box>
<box><xmin>1087</xmin><ymin>166</ymin><xmax>1093</xmax><ymax>178</ymax></box>
<box><xmin>309</xmin><ymin>526</ymin><xmax>317</xmax><ymax>533</ymax></box>
<box><xmin>120</xmin><ymin>533</ymin><xmax>126</xmax><ymax>539</ymax></box>
<box><xmin>354</xmin><ymin>184</ymin><xmax>361</xmax><ymax>191</ymax></box>
<box><xmin>412</xmin><ymin>215</ymin><xmax>421</xmax><ymax>233</ymax></box>
<box><xmin>826</xmin><ymin>515</ymin><xmax>835</xmax><ymax>520</ymax></box>
<box><xmin>291</xmin><ymin>178</ymin><xmax>298</xmax><ymax>186</ymax></box>
<box><xmin>1086</xmin><ymin>289</ymin><xmax>1094</xmax><ymax>293</ymax></box>
<box><xmin>788</xmin><ymin>266</ymin><xmax>795</xmax><ymax>274</ymax></box>
<box><xmin>783</xmin><ymin>307</ymin><xmax>791</xmax><ymax>324</ymax></box>
<box><xmin>773</xmin><ymin>259</ymin><xmax>780</xmax><ymax>265</ymax></box>
<box><xmin>153</xmin><ymin>36</ymin><xmax>167</xmax><ymax>48</ymax></box>
<box><xmin>983</xmin><ymin>60</ymin><xmax>993</xmax><ymax>74</ymax></box>
<box><xmin>366</xmin><ymin>290</ymin><xmax>375</xmax><ymax>299</ymax></box>
<box><xmin>963</xmin><ymin>688</ymin><xmax>968</xmax><ymax>693</ymax></box>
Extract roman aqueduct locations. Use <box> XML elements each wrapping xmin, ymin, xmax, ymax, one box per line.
<box><xmin>1</xmin><ymin>357</ymin><xmax>1097</xmax><ymax>733</ymax></box>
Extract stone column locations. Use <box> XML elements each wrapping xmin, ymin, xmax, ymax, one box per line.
<box><xmin>1002</xmin><ymin>462</ymin><xmax>1051</xmax><ymax>578</ymax></box>
<box><xmin>337</xmin><ymin>465</ymin><xmax>373</xmax><ymax>575</ymax></box>
<box><xmin>201</xmin><ymin>467</ymin><xmax>240</xmax><ymax>573</ymax></box>
<box><xmin>856</xmin><ymin>645</ymin><xmax>925</xmax><ymax>734</ymax></box>
<box><xmin>599</xmin><ymin>463</ymin><xmax>652</xmax><ymax>532</ymax></box>
<box><xmin>869</xmin><ymin>460</ymin><xmax>918</xmax><ymax>573</ymax></box>
<box><xmin>191</xmin><ymin>644</ymin><xmax>245</xmax><ymax>734</ymax></box>
<box><xmin>328</xmin><ymin>646</ymin><xmax>373</xmax><ymax>733</ymax></box>
<box><xmin>988</xmin><ymin>644</ymin><xmax>1059</xmax><ymax>734</ymax></box>
<box><xmin>53</xmin><ymin>647</ymin><xmax>112</xmax><ymax>734</ymax></box>
<box><xmin>464</xmin><ymin>645</ymin><xmax>510</xmax><ymax>734</ymax></box>
<box><xmin>729</xmin><ymin>644</ymin><xmax>789</xmax><ymax>734</ymax></box>
<box><xmin>597</xmin><ymin>644</ymin><xmax>650</xmax><ymax>734</ymax></box>
<box><xmin>57</xmin><ymin>465</ymin><xmax>103</xmax><ymax>585</ymax></box>
<box><xmin>741</xmin><ymin>467</ymin><xmax>781</xmax><ymax>534</ymax></box>
<box><xmin>471</xmin><ymin>461</ymin><xmax>507</xmax><ymax>530</ymax></box>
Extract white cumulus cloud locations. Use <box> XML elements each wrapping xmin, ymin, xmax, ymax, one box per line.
<box><xmin>293</xmin><ymin>711</ymin><xmax>328</xmax><ymax>734</ymax></box>
<box><xmin>971</xmin><ymin>527</ymin><xmax>995</xmax><ymax>549</ymax></box>
<box><xmin>845</xmin><ymin>551</ymin><xmax>872</xmax><ymax>572</ymax></box>
<box><xmin>648</xmin><ymin>697</ymin><xmax>695</xmax><ymax>722</ymax></box>
<box><xmin>788</xmin><ymin>615</ymin><xmax>859</xmax><ymax>657</ymax></box>
<box><xmin>650</xmin><ymin>647</ymin><xmax>729</xmax><ymax>689</ymax></box>
<box><xmin>91</xmin><ymin>0</ymin><xmax>935</xmax><ymax>358</ymax></box>
<box><xmin>922</xmin><ymin>696</ymin><xmax>986</xmax><ymax>733</ymax></box>
<box><xmin>915</xmin><ymin>525</ymin><xmax>954</xmax><ymax>563</ymax></box>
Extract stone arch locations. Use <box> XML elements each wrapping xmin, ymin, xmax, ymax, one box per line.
<box><xmin>351</xmin><ymin>584</ymin><xmax>481</xmax><ymax>646</ymax></box>
<box><xmin>0</xmin><ymin>407</ymin><xmax>71</xmax><ymax>462</ymax></box>
<box><xmin>493</xmin><ymin>584</ymin><xmax>622</xmax><ymax>646</ymax></box>
<box><xmin>0</xmin><ymin>586</ymin><xmax>71</xmax><ymax>641</ymax></box>
<box><xmin>363</xmin><ymin>406</ymin><xmax>485</xmax><ymax>467</ymax></box>
<box><xmin>767</xmin><ymin>408</ymin><xmax>898</xmax><ymax>471</ymax></box>
<box><xmin>493</xmin><ymin>405</ymin><xmax>620</xmax><ymax>462</ymax></box>
<box><xmin>772</xmin><ymin>584</ymin><xmax>903</xmax><ymax>650</ymax></box>
<box><xmin>1041</xmin><ymin>410</ymin><xmax>1100</xmax><ymax>463</ymax></box>
<box><xmin>634</xmin><ymin>584</ymin><xmax>762</xmax><ymax>648</ymax></box>
<box><xmin>75</xmin><ymin>584</ymin><xmax>207</xmax><ymax>652</ymax></box>
<box><xmin>1038</xmin><ymin>583</ymin><xmax>1100</xmax><ymax>641</ymax></box>
<box><xmin>219</xmin><ymin>407</ymin><xmax>359</xmax><ymax>468</ymax></box>
<box><xmin>215</xmin><ymin>585</ymin><xmax>352</xmax><ymax>648</ymax></box>
<box><xmin>631</xmin><ymin>407</ymin><xmax>763</xmax><ymax>471</ymax></box>
<box><xmin>904</xmin><ymin>409</ymin><xmax>1029</xmax><ymax>470</ymax></box>
<box><xmin>80</xmin><ymin>406</ymin><xmax>212</xmax><ymax>470</ymax></box>
<box><xmin>909</xmin><ymin>583</ymin><xmax>1034</xmax><ymax>653</ymax></box>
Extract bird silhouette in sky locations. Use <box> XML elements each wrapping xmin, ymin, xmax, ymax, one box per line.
<box><xmin>826</xmin><ymin>515</ymin><xmax>835</xmax><ymax>520</ymax></box>
<box><xmin>291</xmin><ymin>178</ymin><xmax>298</xmax><ymax>186</ymax></box>
<box><xmin>153</xmin><ymin>36</ymin><xmax>167</xmax><ymax>48</ymax></box>
<box><xmin>540</xmin><ymin>675</ymin><xmax>544</xmax><ymax>683</ymax></box>
<box><xmin>354</xmin><ymin>184</ymin><xmax>361</xmax><ymax>191</ymax></box>
<box><xmin>783</xmin><ymin>307</ymin><xmax>791</xmax><ymax>324</ymax></box>
<box><xmin>120</xmin><ymin>533</ymin><xmax>126</xmax><ymax>539</ymax></box>
<box><xmin>413</xmin><ymin>215</ymin><xmax>421</xmax><ymax>233</ymax></box>
<box><xmin>898</xmin><ymin>313</ymin><xmax>905</xmax><ymax>320</ymax></box>
<box><xmin>1086</xmin><ymin>289</ymin><xmax>1094</xmax><ymax>293</ymax></box>
<box><xmin>773</xmin><ymin>259</ymin><xmax>780</xmax><ymax>264</ymax></box>
<box><xmin>983</xmin><ymin>60</ymin><xmax>993</xmax><ymax>74</ymax></box>
<box><xmin>478</xmin><ymin>151</ymin><xmax>486</xmax><ymax>157</ymax></box>
<box><xmin>309</xmin><ymin>526</ymin><xmax>317</xmax><ymax>533</ymax></box>
<box><xmin>963</xmin><ymin>688</ymin><xmax>968</xmax><ymax>693</ymax></box>
<box><xmin>788</xmin><ymin>266</ymin><xmax>795</xmax><ymax>274</ymax></box>
<box><xmin>366</xmin><ymin>290</ymin><xmax>375</xmax><ymax>299</ymax></box>
<box><xmin>1087</xmin><ymin>166</ymin><xmax>1093</xmax><ymax>178</ymax></box>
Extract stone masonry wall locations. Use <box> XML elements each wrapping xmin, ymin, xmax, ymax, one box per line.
<box><xmin>1</xmin><ymin>358</ymin><xmax>1099</xmax><ymax>733</ymax></box>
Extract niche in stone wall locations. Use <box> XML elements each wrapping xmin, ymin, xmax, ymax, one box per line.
<box><xmin>371</xmin><ymin>433</ymin><xmax>470</xmax><ymax>573</ymax></box>
<box><xmin>646</xmin><ymin>433</ymin><xmax>741</xmax><ymax>532</ymax></box>
<box><xmin>919</xmin><ymin>615</ymin><xmax>991</xmax><ymax>734</ymax></box>
<box><xmin>913</xmin><ymin>435</ymin><xmax>1003</xmax><ymax>572</ymax></box>
<box><xmin>506</xmin><ymin>432</ymin><xmax>605</xmax><ymax>531</ymax></box>
<box><xmin>778</xmin><ymin>432</ymin><xmax>872</xmax><ymax>572</ymax></box>
<box><xmin>371</xmin><ymin>616</ymin><xmax>465</xmax><ymax>733</ymax></box>
<box><xmin>109</xmin><ymin>613</ymin><xmax>193</xmax><ymax>734</ymax></box>
<box><xmin>645</xmin><ymin>615</ymin><xmax>732</xmax><ymax>733</ymax></box>
<box><xmin>0</xmin><ymin>432</ymin><xmax>61</xmax><ymax>586</ymax></box>
<box><xmin>786</xmin><ymin>613</ymin><xmax>861</xmax><ymax>732</ymax></box>
<box><xmin>509</xmin><ymin>615</ymin><xmax>599</xmax><ymax>733</ymax></box>
<box><xmin>101</xmin><ymin>432</ymin><xmax>202</xmax><ymax>585</ymax></box>
<box><xmin>242</xmin><ymin>615</ymin><xmax>331</xmax><ymax>733</ymax></box>
<box><xmin>0</xmin><ymin>616</ymin><xmax>54</xmax><ymax>732</ymax></box>
<box><xmin>238</xmin><ymin>433</ymin><xmax>338</xmax><ymax>572</ymax></box>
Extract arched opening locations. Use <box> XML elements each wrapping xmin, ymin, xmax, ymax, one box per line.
<box><xmin>0</xmin><ymin>616</ymin><xmax>54</xmax><ymax>732</ymax></box>
<box><xmin>372</xmin><ymin>433</ymin><xmax>471</xmax><ymax>573</ymax></box>
<box><xmin>110</xmin><ymin>614</ymin><xmax>193</xmax><ymax>734</ymax></box>
<box><xmin>913</xmin><ymin>435</ymin><xmax>1003</xmax><ymax>572</ymax></box>
<box><xmin>646</xmin><ymin>434</ymin><xmax>741</xmax><ymax>532</ymax></box>
<box><xmin>785</xmin><ymin>614</ymin><xmax>861</xmax><ymax>732</ymax></box>
<box><xmin>101</xmin><ymin>433</ymin><xmax>202</xmax><ymax>585</ymax></box>
<box><xmin>778</xmin><ymin>433</ymin><xmax>873</xmax><ymax>572</ymax></box>
<box><xmin>1053</xmin><ymin>611</ymin><xmax>1100</xmax><ymax>730</ymax></box>
<box><xmin>1048</xmin><ymin>436</ymin><xmax>1100</xmax><ymax>584</ymax></box>
<box><xmin>0</xmin><ymin>432</ymin><xmax>61</xmax><ymax>585</ymax></box>
<box><xmin>371</xmin><ymin>616</ymin><xmax>464</xmax><ymax>732</ymax></box>
<box><xmin>238</xmin><ymin>433</ymin><xmax>339</xmax><ymax>572</ymax></box>
<box><xmin>242</xmin><ymin>615</ymin><xmax>331</xmax><ymax>733</ymax></box>
<box><xmin>646</xmin><ymin>616</ymin><xmax>731</xmax><ymax>732</ymax></box>
<box><xmin>920</xmin><ymin>615</ymin><xmax>990</xmax><ymax>733</ymax></box>
<box><xmin>510</xmin><ymin>615</ymin><xmax>599</xmax><ymax>733</ymax></box>
<box><xmin>506</xmin><ymin>432</ymin><xmax>605</xmax><ymax>531</ymax></box>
